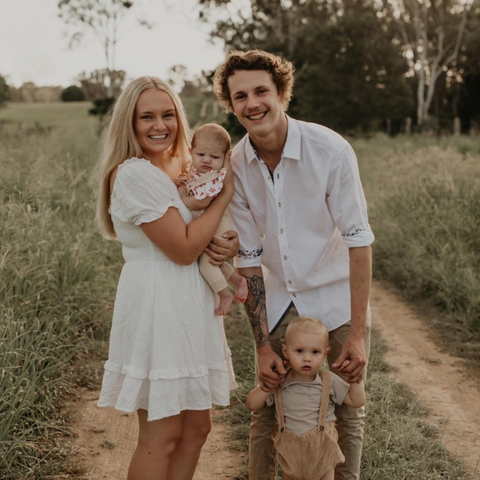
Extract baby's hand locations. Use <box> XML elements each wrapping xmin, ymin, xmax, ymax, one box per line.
<box><xmin>177</xmin><ymin>184</ymin><xmax>188</xmax><ymax>199</ymax></box>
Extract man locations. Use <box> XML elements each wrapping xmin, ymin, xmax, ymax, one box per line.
<box><xmin>213</xmin><ymin>50</ymin><xmax>374</xmax><ymax>480</ymax></box>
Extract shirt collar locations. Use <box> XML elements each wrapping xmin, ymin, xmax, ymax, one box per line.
<box><xmin>245</xmin><ymin>115</ymin><xmax>301</xmax><ymax>164</ymax></box>
<box><xmin>281</xmin><ymin>369</ymin><xmax>322</xmax><ymax>389</ymax></box>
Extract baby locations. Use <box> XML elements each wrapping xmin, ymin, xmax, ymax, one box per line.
<box><xmin>246</xmin><ymin>316</ymin><xmax>366</xmax><ymax>480</ymax></box>
<box><xmin>179</xmin><ymin>123</ymin><xmax>247</xmax><ymax>316</ymax></box>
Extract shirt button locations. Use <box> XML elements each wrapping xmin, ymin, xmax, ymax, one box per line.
<box><xmin>293</xmin><ymin>293</ymin><xmax>297</xmax><ymax>298</ymax></box>
<box><xmin>284</xmin><ymin>255</ymin><xmax>287</xmax><ymax>260</ymax></box>
<box><xmin>280</xmin><ymin>229</ymin><xmax>284</xmax><ymax>234</ymax></box>
<box><xmin>288</xmin><ymin>280</ymin><xmax>292</xmax><ymax>285</ymax></box>
<box><xmin>278</xmin><ymin>202</ymin><xmax>282</xmax><ymax>207</ymax></box>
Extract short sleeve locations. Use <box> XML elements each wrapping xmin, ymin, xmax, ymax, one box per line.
<box><xmin>329</xmin><ymin>372</ymin><xmax>350</xmax><ymax>405</ymax></box>
<box><xmin>326</xmin><ymin>145</ymin><xmax>375</xmax><ymax>248</ymax></box>
<box><xmin>229</xmin><ymin>169</ymin><xmax>263</xmax><ymax>269</ymax></box>
<box><xmin>111</xmin><ymin>159</ymin><xmax>178</xmax><ymax>225</ymax></box>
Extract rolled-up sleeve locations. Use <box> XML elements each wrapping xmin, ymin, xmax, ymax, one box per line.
<box><xmin>326</xmin><ymin>145</ymin><xmax>375</xmax><ymax>248</ymax></box>
<box><xmin>228</xmin><ymin>171</ymin><xmax>263</xmax><ymax>269</ymax></box>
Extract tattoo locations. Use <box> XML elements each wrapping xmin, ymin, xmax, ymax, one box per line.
<box><xmin>244</xmin><ymin>275</ymin><xmax>270</xmax><ymax>348</ymax></box>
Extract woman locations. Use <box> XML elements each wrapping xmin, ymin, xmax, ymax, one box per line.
<box><xmin>95</xmin><ymin>76</ymin><xmax>237</xmax><ymax>480</ymax></box>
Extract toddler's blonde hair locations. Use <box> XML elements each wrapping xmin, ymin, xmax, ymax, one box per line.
<box><xmin>284</xmin><ymin>316</ymin><xmax>329</xmax><ymax>348</ymax></box>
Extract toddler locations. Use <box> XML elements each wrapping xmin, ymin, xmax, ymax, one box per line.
<box><xmin>246</xmin><ymin>316</ymin><xmax>366</xmax><ymax>480</ymax></box>
<box><xmin>179</xmin><ymin>123</ymin><xmax>247</xmax><ymax>316</ymax></box>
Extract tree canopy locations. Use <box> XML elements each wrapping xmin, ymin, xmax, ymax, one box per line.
<box><xmin>198</xmin><ymin>0</ymin><xmax>480</xmax><ymax>134</ymax></box>
<box><xmin>58</xmin><ymin>0</ymin><xmax>148</xmax><ymax>97</ymax></box>
<box><xmin>0</xmin><ymin>75</ymin><xmax>10</xmax><ymax>107</ymax></box>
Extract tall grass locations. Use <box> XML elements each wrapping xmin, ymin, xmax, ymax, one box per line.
<box><xmin>355</xmin><ymin>134</ymin><xmax>480</xmax><ymax>357</ymax></box>
<box><xmin>0</xmin><ymin>103</ymin><xmax>122</xmax><ymax>478</ymax></box>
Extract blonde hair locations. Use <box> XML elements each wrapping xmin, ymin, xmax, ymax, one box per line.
<box><xmin>191</xmin><ymin>123</ymin><xmax>231</xmax><ymax>152</ymax></box>
<box><xmin>284</xmin><ymin>316</ymin><xmax>329</xmax><ymax>347</ymax></box>
<box><xmin>213</xmin><ymin>49</ymin><xmax>295</xmax><ymax>113</ymax></box>
<box><xmin>95</xmin><ymin>76</ymin><xmax>192</xmax><ymax>239</ymax></box>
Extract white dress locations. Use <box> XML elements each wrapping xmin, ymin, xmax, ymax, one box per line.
<box><xmin>98</xmin><ymin>158</ymin><xmax>237</xmax><ymax>421</ymax></box>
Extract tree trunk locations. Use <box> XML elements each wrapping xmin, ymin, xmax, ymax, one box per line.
<box><xmin>405</xmin><ymin>117</ymin><xmax>412</xmax><ymax>135</ymax></box>
<box><xmin>454</xmin><ymin>117</ymin><xmax>461</xmax><ymax>136</ymax></box>
<box><xmin>107</xmin><ymin>70</ymin><xmax>114</xmax><ymax>98</ymax></box>
<box><xmin>386</xmin><ymin>118</ymin><xmax>392</xmax><ymax>136</ymax></box>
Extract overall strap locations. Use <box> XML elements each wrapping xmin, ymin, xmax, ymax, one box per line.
<box><xmin>317</xmin><ymin>370</ymin><xmax>331</xmax><ymax>429</ymax></box>
<box><xmin>188</xmin><ymin>169</ymin><xmax>221</xmax><ymax>189</ymax></box>
<box><xmin>273</xmin><ymin>386</ymin><xmax>286</xmax><ymax>430</ymax></box>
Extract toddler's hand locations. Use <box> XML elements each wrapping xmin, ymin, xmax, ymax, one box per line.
<box><xmin>340</xmin><ymin>359</ymin><xmax>351</xmax><ymax>370</ymax></box>
<box><xmin>259</xmin><ymin>382</ymin><xmax>274</xmax><ymax>393</ymax></box>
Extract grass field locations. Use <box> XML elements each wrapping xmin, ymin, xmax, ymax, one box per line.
<box><xmin>0</xmin><ymin>102</ymin><xmax>477</xmax><ymax>479</ymax></box>
<box><xmin>356</xmin><ymin>134</ymin><xmax>480</xmax><ymax>363</ymax></box>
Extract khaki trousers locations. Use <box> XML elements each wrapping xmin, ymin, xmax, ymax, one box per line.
<box><xmin>248</xmin><ymin>306</ymin><xmax>371</xmax><ymax>480</ymax></box>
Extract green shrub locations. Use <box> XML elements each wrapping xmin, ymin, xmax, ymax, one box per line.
<box><xmin>61</xmin><ymin>85</ymin><xmax>86</xmax><ymax>102</ymax></box>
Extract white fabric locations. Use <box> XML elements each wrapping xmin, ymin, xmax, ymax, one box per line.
<box><xmin>98</xmin><ymin>158</ymin><xmax>237</xmax><ymax>421</ymax></box>
<box><xmin>229</xmin><ymin>116</ymin><xmax>375</xmax><ymax>332</ymax></box>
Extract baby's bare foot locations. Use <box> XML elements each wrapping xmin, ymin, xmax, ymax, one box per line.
<box><xmin>215</xmin><ymin>287</ymin><xmax>234</xmax><ymax>316</ymax></box>
<box><xmin>232</xmin><ymin>274</ymin><xmax>248</xmax><ymax>303</ymax></box>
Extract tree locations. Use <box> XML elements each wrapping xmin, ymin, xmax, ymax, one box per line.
<box><xmin>76</xmin><ymin>69</ymin><xmax>126</xmax><ymax>100</ymax></box>
<box><xmin>377</xmin><ymin>0</ymin><xmax>475</xmax><ymax>127</ymax></box>
<box><xmin>58</xmin><ymin>0</ymin><xmax>149</xmax><ymax>97</ymax></box>
<box><xmin>61</xmin><ymin>85</ymin><xmax>86</xmax><ymax>101</ymax></box>
<box><xmin>198</xmin><ymin>0</ymin><xmax>413</xmax><ymax>133</ymax></box>
<box><xmin>0</xmin><ymin>74</ymin><xmax>10</xmax><ymax>107</ymax></box>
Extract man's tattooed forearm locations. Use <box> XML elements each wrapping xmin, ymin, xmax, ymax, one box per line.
<box><xmin>244</xmin><ymin>275</ymin><xmax>270</xmax><ymax>348</ymax></box>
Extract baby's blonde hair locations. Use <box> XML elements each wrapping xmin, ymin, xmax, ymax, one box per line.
<box><xmin>284</xmin><ymin>316</ymin><xmax>329</xmax><ymax>348</ymax></box>
<box><xmin>191</xmin><ymin>123</ymin><xmax>231</xmax><ymax>152</ymax></box>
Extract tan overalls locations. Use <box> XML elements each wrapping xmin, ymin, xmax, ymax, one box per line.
<box><xmin>273</xmin><ymin>370</ymin><xmax>345</xmax><ymax>480</ymax></box>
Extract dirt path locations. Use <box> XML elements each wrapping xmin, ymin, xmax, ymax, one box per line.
<box><xmin>371</xmin><ymin>280</ymin><xmax>480</xmax><ymax>478</ymax></box>
<box><xmin>72</xmin><ymin>281</ymin><xmax>480</xmax><ymax>479</ymax></box>
<box><xmin>71</xmin><ymin>391</ymin><xmax>244</xmax><ymax>479</ymax></box>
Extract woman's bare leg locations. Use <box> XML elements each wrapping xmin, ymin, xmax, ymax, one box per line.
<box><xmin>127</xmin><ymin>409</ymin><xmax>184</xmax><ymax>480</ymax></box>
<box><xmin>166</xmin><ymin>409</ymin><xmax>212</xmax><ymax>479</ymax></box>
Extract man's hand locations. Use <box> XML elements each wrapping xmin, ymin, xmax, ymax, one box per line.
<box><xmin>258</xmin><ymin>346</ymin><xmax>286</xmax><ymax>390</ymax></box>
<box><xmin>205</xmin><ymin>230</ymin><xmax>239</xmax><ymax>266</ymax></box>
<box><xmin>331</xmin><ymin>334</ymin><xmax>367</xmax><ymax>383</ymax></box>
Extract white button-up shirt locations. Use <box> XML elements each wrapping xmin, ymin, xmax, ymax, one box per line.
<box><xmin>229</xmin><ymin>116</ymin><xmax>374</xmax><ymax>333</ymax></box>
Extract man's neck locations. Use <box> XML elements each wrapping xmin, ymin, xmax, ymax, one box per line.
<box><xmin>249</xmin><ymin>115</ymin><xmax>288</xmax><ymax>171</ymax></box>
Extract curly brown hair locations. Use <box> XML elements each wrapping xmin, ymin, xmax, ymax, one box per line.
<box><xmin>213</xmin><ymin>50</ymin><xmax>295</xmax><ymax>113</ymax></box>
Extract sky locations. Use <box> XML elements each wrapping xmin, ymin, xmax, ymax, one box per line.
<box><xmin>0</xmin><ymin>0</ymin><xmax>227</xmax><ymax>88</ymax></box>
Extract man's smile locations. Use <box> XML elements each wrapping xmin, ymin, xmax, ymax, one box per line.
<box><xmin>245</xmin><ymin>111</ymin><xmax>267</xmax><ymax>121</ymax></box>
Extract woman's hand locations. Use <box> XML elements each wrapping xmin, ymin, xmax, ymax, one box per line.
<box><xmin>218</xmin><ymin>150</ymin><xmax>234</xmax><ymax>202</ymax></box>
<box><xmin>205</xmin><ymin>230</ymin><xmax>239</xmax><ymax>266</ymax></box>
